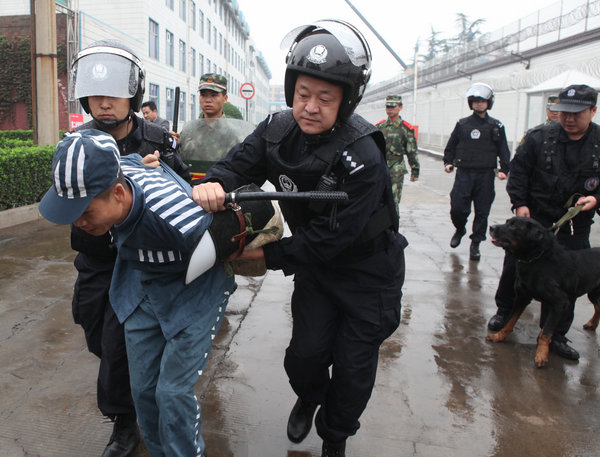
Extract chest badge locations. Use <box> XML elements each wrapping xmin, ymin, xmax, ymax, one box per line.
<box><xmin>584</xmin><ymin>176</ymin><xmax>599</xmax><ymax>191</ymax></box>
<box><xmin>470</xmin><ymin>129</ymin><xmax>481</xmax><ymax>140</ymax></box>
<box><xmin>279</xmin><ymin>174</ymin><xmax>298</xmax><ymax>192</ymax></box>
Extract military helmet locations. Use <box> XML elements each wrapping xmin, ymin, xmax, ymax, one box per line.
<box><xmin>281</xmin><ymin>19</ymin><xmax>372</xmax><ymax>120</ymax></box>
<box><xmin>466</xmin><ymin>82</ymin><xmax>494</xmax><ymax>110</ymax></box>
<box><xmin>71</xmin><ymin>39</ymin><xmax>146</xmax><ymax>114</ymax></box>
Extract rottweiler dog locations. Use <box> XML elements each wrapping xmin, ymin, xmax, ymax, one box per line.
<box><xmin>486</xmin><ymin>216</ymin><xmax>600</xmax><ymax>367</ymax></box>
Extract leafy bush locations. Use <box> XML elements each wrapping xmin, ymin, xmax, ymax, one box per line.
<box><xmin>0</xmin><ymin>129</ymin><xmax>33</xmax><ymax>142</ymax></box>
<box><xmin>0</xmin><ymin>145</ymin><xmax>54</xmax><ymax>210</ymax></box>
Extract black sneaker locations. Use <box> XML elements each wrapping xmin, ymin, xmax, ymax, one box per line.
<box><xmin>101</xmin><ymin>414</ymin><xmax>140</xmax><ymax>457</ymax></box>
<box><xmin>470</xmin><ymin>241</ymin><xmax>481</xmax><ymax>261</ymax></box>
<box><xmin>487</xmin><ymin>312</ymin><xmax>508</xmax><ymax>331</ymax></box>
<box><xmin>549</xmin><ymin>339</ymin><xmax>580</xmax><ymax>360</ymax></box>
<box><xmin>322</xmin><ymin>440</ymin><xmax>346</xmax><ymax>457</ymax></box>
<box><xmin>450</xmin><ymin>228</ymin><xmax>466</xmax><ymax>248</ymax></box>
<box><xmin>286</xmin><ymin>398</ymin><xmax>317</xmax><ymax>443</ymax></box>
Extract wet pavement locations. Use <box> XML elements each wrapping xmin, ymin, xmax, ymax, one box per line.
<box><xmin>1</xmin><ymin>153</ymin><xmax>600</xmax><ymax>457</ymax></box>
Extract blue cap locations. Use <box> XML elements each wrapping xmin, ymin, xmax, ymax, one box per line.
<box><xmin>39</xmin><ymin>129</ymin><xmax>121</xmax><ymax>224</ymax></box>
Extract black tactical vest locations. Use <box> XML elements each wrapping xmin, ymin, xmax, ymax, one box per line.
<box><xmin>261</xmin><ymin>110</ymin><xmax>396</xmax><ymax>235</ymax></box>
<box><xmin>455</xmin><ymin>115</ymin><xmax>502</xmax><ymax>168</ymax></box>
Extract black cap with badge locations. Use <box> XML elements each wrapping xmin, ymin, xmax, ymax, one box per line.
<box><xmin>550</xmin><ymin>84</ymin><xmax>598</xmax><ymax>113</ymax></box>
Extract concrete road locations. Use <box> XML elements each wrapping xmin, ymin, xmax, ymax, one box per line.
<box><xmin>1</xmin><ymin>153</ymin><xmax>600</xmax><ymax>457</ymax></box>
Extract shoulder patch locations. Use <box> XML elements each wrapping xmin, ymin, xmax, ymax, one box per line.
<box><xmin>375</xmin><ymin>119</ymin><xmax>385</xmax><ymax>126</ymax></box>
<box><xmin>402</xmin><ymin>120</ymin><xmax>415</xmax><ymax>130</ymax></box>
<box><xmin>340</xmin><ymin>150</ymin><xmax>365</xmax><ymax>176</ymax></box>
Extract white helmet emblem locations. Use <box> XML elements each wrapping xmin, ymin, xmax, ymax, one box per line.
<box><xmin>307</xmin><ymin>45</ymin><xmax>328</xmax><ymax>64</ymax></box>
<box><xmin>91</xmin><ymin>63</ymin><xmax>108</xmax><ymax>81</ymax></box>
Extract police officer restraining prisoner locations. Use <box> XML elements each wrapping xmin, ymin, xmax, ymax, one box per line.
<box><xmin>193</xmin><ymin>20</ymin><xmax>407</xmax><ymax>457</ymax></box>
<box><xmin>488</xmin><ymin>84</ymin><xmax>600</xmax><ymax>361</ymax></box>
<box><xmin>444</xmin><ymin>83</ymin><xmax>510</xmax><ymax>260</ymax></box>
<box><xmin>69</xmin><ymin>39</ymin><xmax>190</xmax><ymax>457</ymax></box>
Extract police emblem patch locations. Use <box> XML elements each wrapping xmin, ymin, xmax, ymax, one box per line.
<box><xmin>92</xmin><ymin>63</ymin><xmax>108</xmax><ymax>81</ymax></box>
<box><xmin>279</xmin><ymin>175</ymin><xmax>297</xmax><ymax>192</ymax></box>
<box><xmin>585</xmin><ymin>177</ymin><xmax>600</xmax><ymax>191</ymax></box>
<box><xmin>568</xmin><ymin>88</ymin><xmax>576</xmax><ymax>97</ymax></box>
<box><xmin>471</xmin><ymin>129</ymin><xmax>481</xmax><ymax>139</ymax></box>
<box><xmin>307</xmin><ymin>45</ymin><xmax>327</xmax><ymax>64</ymax></box>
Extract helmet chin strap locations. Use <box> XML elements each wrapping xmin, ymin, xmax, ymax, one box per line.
<box><xmin>92</xmin><ymin>110</ymin><xmax>133</xmax><ymax>131</ymax></box>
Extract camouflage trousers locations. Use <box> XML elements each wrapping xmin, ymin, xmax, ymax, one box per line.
<box><xmin>390</xmin><ymin>172</ymin><xmax>406</xmax><ymax>208</ymax></box>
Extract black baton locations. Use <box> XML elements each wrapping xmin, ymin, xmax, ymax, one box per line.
<box><xmin>172</xmin><ymin>86</ymin><xmax>180</xmax><ymax>132</ymax></box>
<box><xmin>224</xmin><ymin>191</ymin><xmax>348</xmax><ymax>204</ymax></box>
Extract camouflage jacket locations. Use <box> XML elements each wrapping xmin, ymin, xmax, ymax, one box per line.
<box><xmin>376</xmin><ymin>116</ymin><xmax>419</xmax><ymax>178</ymax></box>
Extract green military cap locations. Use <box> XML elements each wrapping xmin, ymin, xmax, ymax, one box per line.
<box><xmin>198</xmin><ymin>73</ymin><xmax>227</xmax><ymax>93</ymax></box>
<box><xmin>385</xmin><ymin>95</ymin><xmax>403</xmax><ymax>107</ymax></box>
<box><xmin>546</xmin><ymin>96</ymin><xmax>559</xmax><ymax>107</ymax></box>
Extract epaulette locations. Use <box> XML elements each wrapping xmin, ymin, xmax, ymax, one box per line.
<box><xmin>402</xmin><ymin>120</ymin><xmax>415</xmax><ymax>130</ymax></box>
<box><xmin>375</xmin><ymin>119</ymin><xmax>385</xmax><ymax>126</ymax></box>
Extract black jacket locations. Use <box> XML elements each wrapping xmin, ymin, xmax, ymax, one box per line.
<box><xmin>204</xmin><ymin>110</ymin><xmax>407</xmax><ymax>276</ymax></box>
<box><xmin>507</xmin><ymin>121</ymin><xmax>600</xmax><ymax>232</ymax></box>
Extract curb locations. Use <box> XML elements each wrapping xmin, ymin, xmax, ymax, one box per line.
<box><xmin>0</xmin><ymin>203</ymin><xmax>42</xmax><ymax>230</ymax></box>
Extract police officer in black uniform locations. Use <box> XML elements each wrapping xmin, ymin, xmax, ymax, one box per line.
<box><xmin>444</xmin><ymin>83</ymin><xmax>510</xmax><ymax>260</ymax></box>
<box><xmin>192</xmin><ymin>20</ymin><xmax>407</xmax><ymax>457</ymax></box>
<box><xmin>69</xmin><ymin>39</ymin><xmax>190</xmax><ymax>457</ymax></box>
<box><xmin>488</xmin><ymin>84</ymin><xmax>600</xmax><ymax>361</ymax></box>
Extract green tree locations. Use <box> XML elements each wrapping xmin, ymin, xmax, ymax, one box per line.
<box><xmin>453</xmin><ymin>13</ymin><xmax>486</xmax><ymax>46</ymax></box>
<box><xmin>223</xmin><ymin>102</ymin><xmax>243</xmax><ymax>120</ymax></box>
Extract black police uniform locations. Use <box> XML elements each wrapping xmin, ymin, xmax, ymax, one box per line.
<box><xmin>204</xmin><ymin>110</ymin><xmax>407</xmax><ymax>443</ymax></box>
<box><xmin>71</xmin><ymin>116</ymin><xmax>191</xmax><ymax>418</ymax></box>
<box><xmin>494</xmin><ymin>121</ymin><xmax>600</xmax><ymax>339</ymax></box>
<box><xmin>444</xmin><ymin>113</ymin><xmax>510</xmax><ymax>242</ymax></box>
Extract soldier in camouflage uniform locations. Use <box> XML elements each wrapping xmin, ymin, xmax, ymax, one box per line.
<box><xmin>376</xmin><ymin>95</ymin><xmax>419</xmax><ymax>207</ymax></box>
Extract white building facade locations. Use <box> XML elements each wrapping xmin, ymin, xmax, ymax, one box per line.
<box><xmin>1</xmin><ymin>0</ymin><xmax>271</xmax><ymax>128</ymax></box>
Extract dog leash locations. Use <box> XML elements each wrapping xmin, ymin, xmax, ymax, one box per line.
<box><xmin>548</xmin><ymin>193</ymin><xmax>585</xmax><ymax>235</ymax></box>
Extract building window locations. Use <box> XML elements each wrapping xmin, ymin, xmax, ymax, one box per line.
<box><xmin>179</xmin><ymin>40</ymin><xmax>186</xmax><ymax>72</ymax></box>
<box><xmin>191</xmin><ymin>94</ymin><xmax>196</xmax><ymax>119</ymax></box>
<box><xmin>179</xmin><ymin>0</ymin><xmax>186</xmax><ymax>22</ymax></box>
<box><xmin>166</xmin><ymin>87</ymin><xmax>174</xmax><ymax>122</ymax></box>
<box><xmin>166</xmin><ymin>30</ymin><xmax>174</xmax><ymax>67</ymax></box>
<box><xmin>149</xmin><ymin>83</ymin><xmax>159</xmax><ymax>109</ymax></box>
<box><xmin>206</xmin><ymin>58</ymin><xmax>211</xmax><ymax>74</ymax></box>
<box><xmin>199</xmin><ymin>53</ymin><xmax>204</xmax><ymax>75</ymax></box>
<box><xmin>179</xmin><ymin>91</ymin><xmax>187</xmax><ymax>122</ymax></box>
<box><xmin>213</xmin><ymin>26</ymin><xmax>217</xmax><ymax>50</ymax></box>
<box><xmin>219</xmin><ymin>32</ymin><xmax>222</xmax><ymax>56</ymax></box>
<box><xmin>149</xmin><ymin>19</ymin><xmax>159</xmax><ymax>60</ymax></box>
<box><xmin>165</xmin><ymin>0</ymin><xmax>174</xmax><ymax>10</ymax></box>
<box><xmin>199</xmin><ymin>10</ymin><xmax>204</xmax><ymax>38</ymax></box>
<box><xmin>207</xmin><ymin>19</ymin><xmax>211</xmax><ymax>45</ymax></box>
<box><xmin>190</xmin><ymin>47</ymin><xmax>196</xmax><ymax>77</ymax></box>
<box><xmin>190</xmin><ymin>1</ymin><xmax>196</xmax><ymax>30</ymax></box>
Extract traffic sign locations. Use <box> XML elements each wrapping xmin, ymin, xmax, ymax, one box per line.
<box><xmin>240</xmin><ymin>82</ymin><xmax>255</xmax><ymax>100</ymax></box>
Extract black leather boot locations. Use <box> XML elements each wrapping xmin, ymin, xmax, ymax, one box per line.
<box><xmin>469</xmin><ymin>241</ymin><xmax>481</xmax><ymax>261</ymax></box>
<box><xmin>321</xmin><ymin>439</ymin><xmax>346</xmax><ymax>457</ymax></box>
<box><xmin>286</xmin><ymin>398</ymin><xmax>317</xmax><ymax>443</ymax></box>
<box><xmin>450</xmin><ymin>228</ymin><xmax>466</xmax><ymax>248</ymax></box>
<box><xmin>101</xmin><ymin>414</ymin><xmax>140</xmax><ymax>457</ymax></box>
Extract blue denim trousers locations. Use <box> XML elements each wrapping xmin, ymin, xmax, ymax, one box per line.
<box><xmin>124</xmin><ymin>296</ymin><xmax>227</xmax><ymax>457</ymax></box>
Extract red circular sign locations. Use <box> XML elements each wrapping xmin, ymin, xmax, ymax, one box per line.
<box><xmin>240</xmin><ymin>82</ymin><xmax>255</xmax><ymax>100</ymax></box>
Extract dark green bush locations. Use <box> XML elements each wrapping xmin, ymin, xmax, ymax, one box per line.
<box><xmin>0</xmin><ymin>145</ymin><xmax>54</xmax><ymax>210</ymax></box>
<box><xmin>0</xmin><ymin>129</ymin><xmax>33</xmax><ymax>141</ymax></box>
